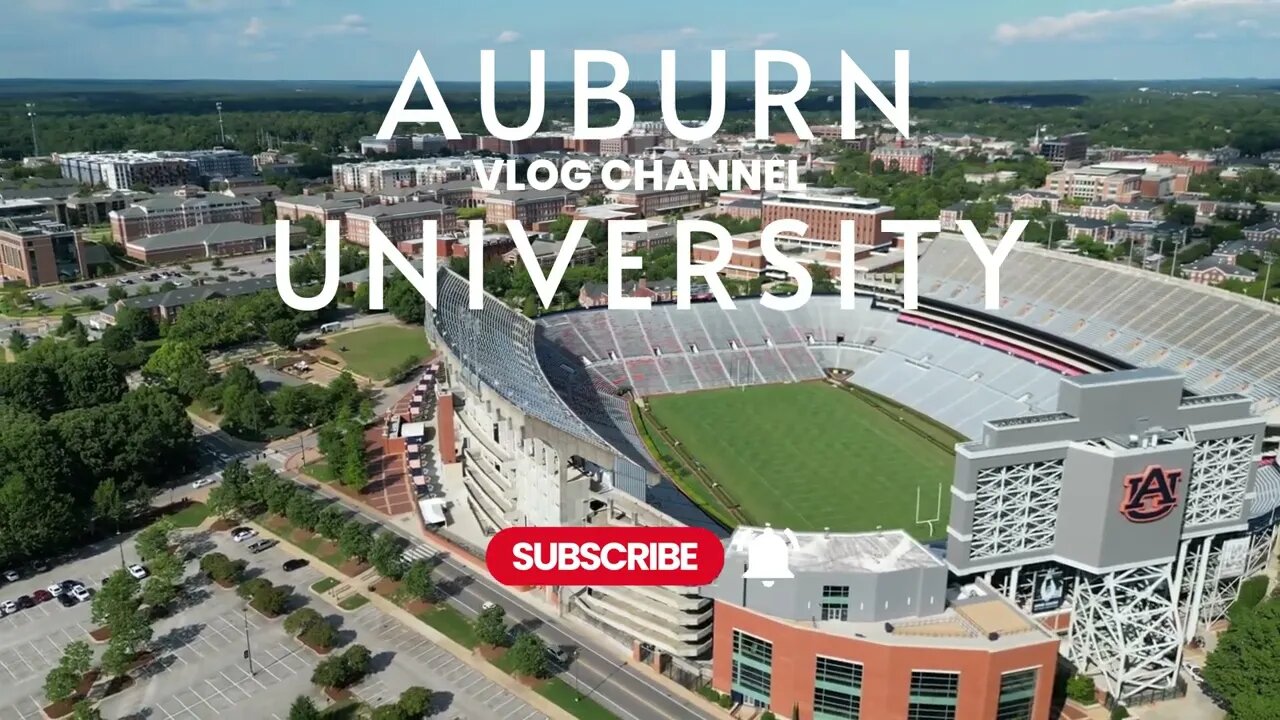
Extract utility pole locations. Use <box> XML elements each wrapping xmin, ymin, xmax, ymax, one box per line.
<box><xmin>216</xmin><ymin>101</ymin><xmax>226</xmax><ymax>145</ymax></box>
<box><xmin>25</xmin><ymin>103</ymin><xmax>39</xmax><ymax>157</ymax></box>
<box><xmin>1263</xmin><ymin>261</ymin><xmax>1273</xmax><ymax>304</ymax></box>
<box><xmin>241</xmin><ymin>606</ymin><xmax>256</xmax><ymax>675</ymax></box>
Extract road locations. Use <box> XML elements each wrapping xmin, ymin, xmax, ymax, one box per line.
<box><xmin>184</xmin><ymin>434</ymin><xmax>716</xmax><ymax>720</ymax></box>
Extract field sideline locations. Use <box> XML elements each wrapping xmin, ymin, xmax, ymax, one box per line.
<box><xmin>644</xmin><ymin>382</ymin><xmax>958</xmax><ymax>540</ymax></box>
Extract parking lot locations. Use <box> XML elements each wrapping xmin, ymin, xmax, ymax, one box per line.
<box><xmin>0</xmin><ymin>521</ymin><xmax>549</xmax><ymax>719</ymax></box>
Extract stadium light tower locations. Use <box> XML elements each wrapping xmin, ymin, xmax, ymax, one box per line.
<box><xmin>25</xmin><ymin>102</ymin><xmax>39</xmax><ymax>157</ymax></box>
<box><xmin>215</xmin><ymin>101</ymin><xmax>226</xmax><ymax>145</ymax></box>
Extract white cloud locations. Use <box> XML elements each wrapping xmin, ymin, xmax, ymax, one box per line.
<box><xmin>312</xmin><ymin>13</ymin><xmax>369</xmax><ymax>36</ymax></box>
<box><xmin>495</xmin><ymin>30</ymin><xmax>520</xmax><ymax>44</ymax></box>
<box><xmin>747</xmin><ymin>32</ymin><xmax>778</xmax><ymax>48</ymax></box>
<box><xmin>242</xmin><ymin>16</ymin><xmax>263</xmax><ymax>39</ymax></box>
<box><xmin>994</xmin><ymin>0</ymin><xmax>1280</xmax><ymax>43</ymax></box>
<box><xmin>1194</xmin><ymin>30</ymin><xmax>1219</xmax><ymax>38</ymax></box>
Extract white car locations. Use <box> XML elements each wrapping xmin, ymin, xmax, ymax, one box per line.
<box><xmin>192</xmin><ymin>476</ymin><xmax>218</xmax><ymax>489</ymax></box>
<box><xmin>47</xmin><ymin>583</ymin><xmax>64</xmax><ymax>598</ymax></box>
<box><xmin>1183</xmin><ymin>662</ymin><xmax>1203</xmax><ymax>682</ymax></box>
<box><xmin>1</xmin><ymin>600</ymin><xmax>16</xmax><ymax>615</ymax></box>
<box><xmin>2</xmin><ymin>570</ymin><xmax>17</xmax><ymax>583</ymax></box>
<box><xmin>127</xmin><ymin>564</ymin><xmax>149</xmax><ymax>580</ymax></box>
<box><xmin>481</xmin><ymin>601</ymin><xmax>498</xmax><ymax>612</ymax></box>
<box><xmin>70</xmin><ymin>585</ymin><xmax>90</xmax><ymax>602</ymax></box>
<box><xmin>231</xmin><ymin>528</ymin><xmax>258</xmax><ymax>543</ymax></box>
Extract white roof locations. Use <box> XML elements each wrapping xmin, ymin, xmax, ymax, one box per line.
<box><xmin>419</xmin><ymin>498</ymin><xmax>447</xmax><ymax>525</ymax></box>
<box><xmin>401</xmin><ymin>421</ymin><xmax>427</xmax><ymax>439</ymax></box>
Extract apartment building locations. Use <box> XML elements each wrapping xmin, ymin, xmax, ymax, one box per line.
<box><xmin>1044</xmin><ymin>167</ymin><xmax>1141</xmax><ymax>203</ymax></box>
<box><xmin>1077</xmin><ymin>200</ymin><xmax>1162</xmax><ymax>223</ymax></box>
<box><xmin>0</xmin><ymin>218</ymin><xmax>87</xmax><ymax>286</ymax></box>
<box><xmin>483</xmin><ymin>188</ymin><xmax>576</xmax><ymax>227</ymax></box>
<box><xmin>1005</xmin><ymin>190</ymin><xmax>1062</xmax><ymax>214</ymax></box>
<box><xmin>345</xmin><ymin>201</ymin><xmax>457</xmax><ymax>247</ymax></box>
<box><xmin>761</xmin><ymin>189</ymin><xmax>894</xmax><ymax>249</ymax></box>
<box><xmin>599</xmin><ymin>134</ymin><xmax>661</xmax><ymax>156</ymax></box>
<box><xmin>332</xmin><ymin>158</ymin><xmax>477</xmax><ymax>193</ymax></box>
<box><xmin>276</xmin><ymin>191</ymin><xmax>376</xmax><ymax>236</ymax></box>
<box><xmin>174</xmin><ymin>148</ymin><xmax>255</xmax><ymax>179</ymax></box>
<box><xmin>476</xmin><ymin>134</ymin><xmax>567</xmax><ymax>155</ymax></box>
<box><xmin>108</xmin><ymin>192</ymin><xmax>262</xmax><ymax>244</ymax></box>
<box><xmin>608</xmin><ymin>186</ymin><xmax>704</xmax><ymax>218</ymax></box>
<box><xmin>56</xmin><ymin>151</ymin><xmax>196</xmax><ymax>190</ymax></box>
<box><xmin>872</xmin><ymin>145</ymin><xmax>935</xmax><ymax>175</ymax></box>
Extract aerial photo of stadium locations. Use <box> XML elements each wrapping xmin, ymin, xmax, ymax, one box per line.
<box><xmin>427</xmin><ymin>230</ymin><xmax>1280</xmax><ymax>718</ymax></box>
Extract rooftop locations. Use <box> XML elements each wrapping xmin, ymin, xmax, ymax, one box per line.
<box><xmin>347</xmin><ymin>200</ymin><xmax>449</xmax><ymax>219</ymax></box>
<box><xmin>726</xmin><ymin>526</ymin><xmax>942</xmax><ymax>574</ymax></box>
<box><xmin>124</xmin><ymin>221</ymin><xmax>278</xmax><ymax>251</ymax></box>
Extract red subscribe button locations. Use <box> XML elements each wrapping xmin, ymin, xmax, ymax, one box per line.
<box><xmin>486</xmin><ymin>526</ymin><xmax>724</xmax><ymax>586</ymax></box>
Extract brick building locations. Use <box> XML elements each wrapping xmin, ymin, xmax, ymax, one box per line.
<box><xmin>1078</xmin><ymin>200</ymin><xmax>1162</xmax><ymax>223</ymax></box>
<box><xmin>483</xmin><ymin>189</ymin><xmax>576</xmax><ymax>227</ymax></box>
<box><xmin>599</xmin><ymin>134</ymin><xmax>662</xmax><ymax>156</ymax></box>
<box><xmin>1044</xmin><ymin>168</ymin><xmax>1141</xmax><ymax>203</ymax></box>
<box><xmin>872</xmin><ymin>145</ymin><xmax>935</xmax><ymax>175</ymax></box>
<box><xmin>761</xmin><ymin>189</ymin><xmax>894</xmax><ymax>249</ymax></box>
<box><xmin>123</xmin><ymin>221</ymin><xmax>301</xmax><ymax>264</ymax></box>
<box><xmin>1181</xmin><ymin>256</ymin><xmax>1257</xmax><ymax>286</ymax></box>
<box><xmin>344</xmin><ymin>201</ymin><xmax>457</xmax><ymax>247</ymax></box>
<box><xmin>608</xmin><ymin>186</ymin><xmax>704</xmax><ymax>218</ymax></box>
<box><xmin>109</xmin><ymin>192</ymin><xmax>262</xmax><ymax>244</ymax></box>
<box><xmin>476</xmin><ymin>134</ymin><xmax>567</xmax><ymax>155</ymax></box>
<box><xmin>276</xmin><ymin>191</ymin><xmax>376</xmax><ymax>237</ymax></box>
<box><xmin>703</xmin><ymin>528</ymin><xmax>1059</xmax><ymax>720</ymax></box>
<box><xmin>0</xmin><ymin>218</ymin><xmax>87</xmax><ymax>286</ymax></box>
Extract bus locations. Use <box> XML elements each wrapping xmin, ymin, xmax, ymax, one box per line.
<box><xmin>319</xmin><ymin>321</ymin><xmax>341</xmax><ymax>334</ymax></box>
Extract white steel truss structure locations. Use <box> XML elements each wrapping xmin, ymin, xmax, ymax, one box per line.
<box><xmin>1196</xmin><ymin>528</ymin><xmax>1278</xmax><ymax>628</ymax></box>
<box><xmin>969</xmin><ymin>459</ymin><xmax>1064</xmax><ymax>560</ymax></box>
<box><xmin>1184</xmin><ymin>435</ymin><xmax>1253</xmax><ymax>528</ymax></box>
<box><xmin>1069</xmin><ymin>563</ymin><xmax>1182</xmax><ymax>702</ymax></box>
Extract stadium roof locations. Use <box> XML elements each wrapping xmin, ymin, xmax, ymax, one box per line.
<box><xmin>727</xmin><ymin>527</ymin><xmax>942</xmax><ymax>574</ymax></box>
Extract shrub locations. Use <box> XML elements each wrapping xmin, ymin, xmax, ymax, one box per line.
<box><xmin>200</xmin><ymin>552</ymin><xmax>246</xmax><ymax>585</ymax></box>
<box><xmin>284</xmin><ymin>608</ymin><xmax>323</xmax><ymax>637</ymax></box>
<box><xmin>717</xmin><ymin>694</ymin><xmax>732</xmax><ymax>709</ymax></box>
<box><xmin>1229</xmin><ymin>576</ymin><xmax>1269</xmax><ymax>623</ymax></box>
<box><xmin>301</xmin><ymin>619</ymin><xmax>338</xmax><ymax>651</ymax></box>
<box><xmin>397</xmin><ymin>686</ymin><xmax>433</xmax><ymax>718</ymax></box>
<box><xmin>1110</xmin><ymin>707</ymin><xmax>1130</xmax><ymax>720</ymax></box>
<box><xmin>251</xmin><ymin>582</ymin><xmax>289</xmax><ymax>617</ymax></box>
<box><xmin>1066</xmin><ymin>674</ymin><xmax>1097</xmax><ymax>704</ymax></box>
<box><xmin>237</xmin><ymin>577</ymin><xmax>270</xmax><ymax>601</ymax></box>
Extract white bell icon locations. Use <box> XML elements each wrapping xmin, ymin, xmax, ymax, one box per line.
<box><xmin>743</xmin><ymin>525</ymin><xmax>795</xmax><ymax>587</ymax></box>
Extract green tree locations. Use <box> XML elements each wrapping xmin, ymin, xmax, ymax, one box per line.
<box><xmin>8</xmin><ymin>329</ymin><xmax>28</xmax><ymax>354</ymax></box>
<box><xmin>507</xmin><ymin>632</ymin><xmax>549</xmax><ymax>678</ymax></box>
<box><xmin>285</xmin><ymin>492</ymin><xmax>321</xmax><ymax>531</ymax></box>
<box><xmin>284</xmin><ymin>607</ymin><xmax>324</xmax><ymax>637</ymax></box>
<box><xmin>142</xmin><ymin>340</ymin><xmax>213</xmax><ymax>401</ymax></box>
<box><xmin>397</xmin><ymin>686</ymin><xmax>434</xmax><ymax>718</ymax></box>
<box><xmin>101</xmin><ymin>604</ymin><xmax>153</xmax><ymax>676</ymax></box>
<box><xmin>91</xmin><ymin>478</ymin><xmax>128</xmax><ymax>531</ymax></box>
<box><xmin>316</xmin><ymin>504</ymin><xmax>347</xmax><ymax>539</ymax></box>
<box><xmin>43</xmin><ymin>664</ymin><xmax>79</xmax><ymax>704</ymax></box>
<box><xmin>1065</xmin><ymin>674</ymin><xmax>1097</xmax><ymax>704</ymax></box>
<box><xmin>141</xmin><ymin>550</ymin><xmax>184</xmax><ymax>609</ymax></box>
<box><xmin>1167</xmin><ymin>203</ymin><xmax>1197</xmax><ymax>225</ymax></box>
<box><xmin>370</xmin><ymin>705</ymin><xmax>409</xmax><ymax>720</ymax></box>
<box><xmin>474</xmin><ymin>604</ymin><xmax>508</xmax><ymax>647</ymax></box>
<box><xmin>288</xmin><ymin>696</ymin><xmax>322</xmax><ymax>720</ymax></box>
<box><xmin>106</xmin><ymin>286</ymin><xmax>127</xmax><ymax>302</ymax></box>
<box><xmin>339</xmin><ymin>520</ymin><xmax>374</xmax><ymax>561</ymax></box>
<box><xmin>1203</xmin><ymin>597</ymin><xmax>1280</xmax><ymax>719</ymax></box>
<box><xmin>134</xmin><ymin>518</ymin><xmax>175</xmax><ymax>562</ymax></box>
<box><xmin>401</xmin><ymin>560</ymin><xmax>436</xmax><ymax>603</ymax></box>
<box><xmin>300</xmin><ymin>619</ymin><xmax>338</xmax><ymax>651</ymax></box>
<box><xmin>91</xmin><ymin>570</ymin><xmax>140</xmax><ymax>629</ymax></box>
<box><xmin>807</xmin><ymin>264</ymin><xmax>837</xmax><ymax>295</ymax></box>
<box><xmin>369</xmin><ymin>532</ymin><xmax>407</xmax><ymax>580</ymax></box>
<box><xmin>266</xmin><ymin>317</ymin><xmax>300</xmax><ymax>349</ymax></box>
<box><xmin>57</xmin><ymin>312</ymin><xmax>80</xmax><ymax>336</ymax></box>
<box><xmin>207</xmin><ymin>460</ymin><xmax>255</xmax><ymax>520</ymax></box>
<box><xmin>70</xmin><ymin>701</ymin><xmax>102</xmax><ymax>720</ymax></box>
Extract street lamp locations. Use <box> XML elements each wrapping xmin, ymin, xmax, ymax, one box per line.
<box><xmin>241</xmin><ymin>606</ymin><xmax>256</xmax><ymax>675</ymax></box>
<box><xmin>25</xmin><ymin>102</ymin><xmax>39</xmax><ymax>157</ymax></box>
<box><xmin>215</xmin><ymin>101</ymin><xmax>226</xmax><ymax>145</ymax></box>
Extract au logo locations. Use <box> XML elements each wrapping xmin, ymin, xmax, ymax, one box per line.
<box><xmin>1120</xmin><ymin>466</ymin><xmax>1183</xmax><ymax>523</ymax></box>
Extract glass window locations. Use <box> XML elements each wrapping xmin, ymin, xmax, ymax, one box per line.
<box><xmin>730</xmin><ymin>630</ymin><xmax>772</xmax><ymax>706</ymax></box>
<box><xmin>822</xmin><ymin>585</ymin><xmax>850</xmax><ymax>598</ymax></box>
<box><xmin>907</xmin><ymin>671</ymin><xmax>959</xmax><ymax>720</ymax></box>
<box><xmin>996</xmin><ymin>669</ymin><xmax>1037</xmax><ymax>720</ymax></box>
<box><xmin>813</xmin><ymin>657</ymin><xmax>862</xmax><ymax>720</ymax></box>
<box><xmin>820</xmin><ymin>602</ymin><xmax>849</xmax><ymax>621</ymax></box>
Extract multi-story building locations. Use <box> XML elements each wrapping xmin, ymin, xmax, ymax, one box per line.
<box><xmin>0</xmin><ymin>218</ymin><xmax>87</xmax><ymax>286</ymax></box>
<box><xmin>123</xmin><ymin>221</ymin><xmax>301</xmax><ymax>264</ymax></box>
<box><xmin>476</xmin><ymin>134</ymin><xmax>567</xmax><ymax>156</ymax></box>
<box><xmin>599</xmin><ymin>134</ymin><xmax>662</xmax><ymax>156</ymax></box>
<box><xmin>703</xmin><ymin>528</ymin><xmax>1060</xmax><ymax>719</ymax></box>
<box><xmin>332</xmin><ymin>158</ymin><xmax>479</xmax><ymax>193</ymax></box>
<box><xmin>276</xmin><ymin>191</ymin><xmax>376</xmax><ymax>236</ymax></box>
<box><xmin>1037</xmin><ymin>133</ymin><xmax>1089</xmax><ymax>167</ymax></box>
<box><xmin>608</xmin><ymin>185</ymin><xmax>704</xmax><ymax>218</ymax></box>
<box><xmin>344</xmin><ymin>201</ymin><xmax>457</xmax><ymax>247</ymax></box>
<box><xmin>1005</xmin><ymin>190</ymin><xmax>1062</xmax><ymax>214</ymax></box>
<box><xmin>359</xmin><ymin>135</ymin><xmax>414</xmax><ymax>155</ymax></box>
<box><xmin>108</xmin><ymin>192</ymin><xmax>262</xmax><ymax>244</ymax></box>
<box><xmin>170</xmin><ymin>148</ymin><xmax>255</xmax><ymax>180</ymax></box>
<box><xmin>482</xmin><ymin>188</ymin><xmax>575</xmax><ymax>227</ymax></box>
<box><xmin>716</xmin><ymin>190</ymin><xmax>774</xmax><ymax>220</ymax></box>
<box><xmin>1078</xmin><ymin>201</ymin><xmax>1162</xmax><ymax>223</ymax></box>
<box><xmin>761</xmin><ymin>189</ymin><xmax>894</xmax><ymax>249</ymax></box>
<box><xmin>1181</xmin><ymin>256</ymin><xmax>1257</xmax><ymax>286</ymax></box>
<box><xmin>1044</xmin><ymin>167</ymin><xmax>1141</xmax><ymax>203</ymax></box>
<box><xmin>939</xmin><ymin>201</ymin><xmax>1014</xmax><ymax>233</ymax></box>
<box><xmin>56</xmin><ymin>151</ymin><xmax>197</xmax><ymax>190</ymax></box>
<box><xmin>1243</xmin><ymin>220</ymin><xmax>1280</xmax><ymax>246</ymax></box>
<box><xmin>872</xmin><ymin>145</ymin><xmax>935</xmax><ymax>175</ymax></box>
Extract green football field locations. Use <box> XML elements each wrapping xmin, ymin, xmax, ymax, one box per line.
<box><xmin>645</xmin><ymin>382</ymin><xmax>957</xmax><ymax>540</ymax></box>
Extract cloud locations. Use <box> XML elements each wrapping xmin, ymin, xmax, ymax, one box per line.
<box><xmin>614</xmin><ymin>26</ymin><xmax>783</xmax><ymax>53</ymax></box>
<box><xmin>747</xmin><ymin>32</ymin><xmax>778</xmax><ymax>48</ymax></box>
<box><xmin>311</xmin><ymin>13</ymin><xmax>369</xmax><ymax>36</ymax></box>
<box><xmin>994</xmin><ymin>0</ymin><xmax>1280</xmax><ymax>43</ymax></box>
<box><xmin>1194</xmin><ymin>30</ymin><xmax>1219</xmax><ymax>38</ymax></box>
<box><xmin>242</xmin><ymin>16</ymin><xmax>264</xmax><ymax>40</ymax></box>
<box><xmin>495</xmin><ymin>30</ymin><xmax>520</xmax><ymax>44</ymax></box>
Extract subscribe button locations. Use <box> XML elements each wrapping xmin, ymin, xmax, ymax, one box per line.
<box><xmin>485</xmin><ymin>526</ymin><xmax>725</xmax><ymax>586</ymax></box>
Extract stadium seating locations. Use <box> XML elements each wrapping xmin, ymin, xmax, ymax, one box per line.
<box><xmin>919</xmin><ymin>235</ymin><xmax>1280</xmax><ymax>410</ymax></box>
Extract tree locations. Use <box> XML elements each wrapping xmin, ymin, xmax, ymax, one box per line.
<box><xmin>57</xmin><ymin>312</ymin><xmax>80</xmax><ymax>336</ymax></box>
<box><xmin>288</xmin><ymin>696</ymin><xmax>322</xmax><ymax>720</ymax></box>
<box><xmin>207</xmin><ymin>460</ymin><xmax>255</xmax><ymax>520</ymax></box>
<box><xmin>9</xmin><ymin>329</ymin><xmax>28</xmax><ymax>354</ymax></box>
<box><xmin>101</xmin><ymin>605</ymin><xmax>153</xmax><ymax>676</ymax></box>
<box><xmin>301</xmin><ymin>619</ymin><xmax>338</xmax><ymax>651</ymax></box>
<box><xmin>91</xmin><ymin>478</ymin><xmax>128</xmax><ymax>531</ymax></box>
<box><xmin>339</xmin><ymin>520</ymin><xmax>374</xmax><ymax>562</ymax></box>
<box><xmin>250</xmin><ymin>581</ymin><xmax>289</xmax><ymax>617</ymax></box>
<box><xmin>807</xmin><ymin>264</ymin><xmax>837</xmax><ymax>295</ymax></box>
<box><xmin>401</xmin><ymin>560</ymin><xmax>436</xmax><ymax>603</ymax></box>
<box><xmin>369</xmin><ymin>532</ymin><xmax>407</xmax><ymax>580</ymax></box>
<box><xmin>43</xmin><ymin>665</ymin><xmax>79</xmax><ymax>704</ymax></box>
<box><xmin>141</xmin><ymin>551</ymin><xmax>184</xmax><ymax>609</ymax></box>
<box><xmin>134</xmin><ymin>518</ymin><xmax>175</xmax><ymax>562</ymax></box>
<box><xmin>1167</xmin><ymin>203</ymin><xmax>1197</xmax><ymax>225</ymax></box>
<box><xmin>142</xmin><ymin>340</ymin><xmax>213</xmax><ymax>401</ymax></box>
<box><xmin>266</xmin><ymin>318</ymin><xmax>300</xmax><ymax>349</ymax></box>
<box><xmin>371</xmin><ymin>705</ymin><xmax>409</xmax><ymax>720</ymax></box>
<box><xmin>286</xmin><ymin>492</ymin><xmax>321</xmax><ymax>531</ymax></box>
<box><xmin>316</xmin><ymin>504</ymin><xmax>347</xmax><ymax>539</ymax></box>
<box><xmin>200</xmin><ymin>552</ymin><xmax>245</xmax><ymax>585</ymax></box>
<box><xmin>397</xmin><ymin>686</ymin><xmax>434</xmax><ymax>718</ymax></box>
<box><xmin>284</xmin><ymin>607</ymin><xmax>324</xmax><ymax>636</ymax></box>
<box><xmin>507</xmin><ymin>632</ymin><xmax>549</xmax><ymax>678</ymax></box>
<box><xmin>114</xmin><ymin>306</ymin><xmax>159</xmax><ymax>341</ymax></box>
<box><xmin>70</xmin><ymin>701</ymin><xmax>102</xmax><ymax>720</ymax></box>
<box><xmin>91</xmin><ymin>570</ymin><xmax>140</xmax><ymax>629</ymax></box>
<box><xmin>1065</xmin><ymin>674</ymin><xmax>1097</xmax><ymax>704</ymax></box>
<box><xmin>106</xmin><ymin>286</ymin><xmax>127</xmax><ymax>302</ymax></box>
<box><xmin>1203</xmin><ymin>597</ymin><xmax>1280</xmax><ymax>719</ymax></box>
<box><xmin>1107</xmin><ymin>210</ymin><xmax>1131</xmax><ymax>225</ymax></box>
<box><xmin>475</xmin><ymin>604</ymin><xmax>508</xmax><ymax>647</ymax></box>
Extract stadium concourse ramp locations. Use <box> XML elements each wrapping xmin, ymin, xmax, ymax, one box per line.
<box><xmin>917</xmin><ymin>232</ymin><xmax>1280</xmax><ymax>423</ymax></box>
<box><xmin>536</xmin><ymin>294</ymin><xmax>1066</xmax><ymax>440</ymax></box>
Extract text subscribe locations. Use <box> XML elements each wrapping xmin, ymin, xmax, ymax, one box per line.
<box><xmin>485</xmin><ymin>526</ymin><xmax>725</xmax><ymax>586</ymax></box>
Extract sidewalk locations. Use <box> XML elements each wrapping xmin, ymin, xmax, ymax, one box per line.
<box><xmin>248</xmin><ymin>520</ymin><xmax>575</xmax><ymax>720</ymax></box>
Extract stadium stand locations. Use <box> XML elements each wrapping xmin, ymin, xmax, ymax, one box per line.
<box><xmin>919</xmin><ymin>233</ymin><xmax>1280</xmax><ymax>417</ymax></box>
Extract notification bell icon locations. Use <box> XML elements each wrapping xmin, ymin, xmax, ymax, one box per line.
<box><xmin>742</xmin><ymin>525</ymin><xmax>795</xmax><ymax>588</ymax></box>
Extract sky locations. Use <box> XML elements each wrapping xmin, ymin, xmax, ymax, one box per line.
<box><xmin>0</xmin><ymin>0</ymin><xmax>1275</xmax><ymax>82</ymax></box>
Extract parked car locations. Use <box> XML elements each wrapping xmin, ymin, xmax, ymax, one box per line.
<box><xmin>16</xmin><ymin>595</ymin><xmax>34</xmax><ymax>610</ymax></box>
<box><xmin>546</xmin><ymin>646</ymin><xmax>571</xmax><ymax>665</ymax></box>
<box><xmin>282</xmin><ymin>559</ymin><xmax>309</xmax><ymax>572</ymax></box>
<box><xmin>57</xmin><ymin>593</ymin><xmax>77</xmax><ymax>608</ymax></box>
<box><xmin>1</xmin><ymin>570</ymin><xmax>17</xmax><ymax>583</ymax></box>
<box><xmin>247</xmin><ymin>539</ymin><xmax>276</xmax><ymax>554</ymax></box>
<box><xmin>31</xmin><ymin>560</ymin><xmax>49</xmax><ymax>573</ymax></box>
<box><xmin>481</xmin><ymin>601</ymin><xmax>498</xmax><ymax>612</ymax></box>
<box><xmin>46</xmin><ymin>583</ymin><xmax>64</xmax><ymax>598</ymax></box>
<box><xmin>231</xmin><ymin>528</ymin><xmax>258</xmax><ymax>543</ymax></box>
<box><xmin>58</xmin><ymin>580</ymin><xmax>78</xmax><ymax>593</ymax></box>
<box><xmin>1</xmin><ymin>600</ymin><xmax>16</xmax><ymax>614</ymax></box>
<box><xmin>70</xmin><ymin>585</ymin><xmax>91</xmax><ymax>602</ymax></box>
<box><xmin>127</xmin><ymin>564</ymin><xmax>149</xmax><ymax>580</ymax></box>
<box><xmin>32</xmin><ymin>589</ymin><xmax>53</xmax><ymax>604</ymax></box>
<box><xmin>192</xmin><ymin>476</ymin><xmax>218</xmax><ymax>489</ymax></box>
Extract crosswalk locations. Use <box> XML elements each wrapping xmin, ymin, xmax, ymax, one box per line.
<box><xmin>400</xmin><ymin>544</ymin><xmax>437</xmax><ymax>565</ymax></box>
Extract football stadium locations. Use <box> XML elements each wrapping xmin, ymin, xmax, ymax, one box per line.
<box><xmin>426</xmin><ymin>231</ymin><xmax>1280</xmax><ymax>717</ymax></box>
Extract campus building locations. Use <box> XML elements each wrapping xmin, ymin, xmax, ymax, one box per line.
<box><xmin>761</xmin><ymin>189</ymin><xmax>895</xmax><ymax>249</ymax></box>
<box><xmin>344</xmin><ymin>201</ymin><xmax>457</xmax><ymax>247</ymax></box>
<box><xmin>0</xmin><ymin>218</ymin><xmax>87</xmax><ymax>286</ymax></box>
<box><xmin>108</xmin><ymin>192</ymin><xmax>262</xmax><ymax>244</ymax></box>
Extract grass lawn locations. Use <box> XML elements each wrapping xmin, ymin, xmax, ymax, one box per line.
<box><xmin>166</xmin><ymin>503</ymin><xmax>211</xmax><ymax>528</ymax></box>
<box><xmin>302</xmin><ymin>460</ymin><xmax>336</xmax><ymax>484</ymax></box>
<box><xmin>326</xmin><ymin>324</ymin><xmax>430</xmax><ymax>381</ymax></box>
<box><xmin>338</xmin><ymin>593</ymin><xmax>369</xmax><ymax>611</ymax></box>
<box><xmin>311</xmin><ymin>577</ymin><xmax>340</xmax><ymax>594</ymax></box>
<box><xmin>187</xmin><ymin>399</ymin><xmax>222</xmax><ymax>425</ymax></box>
<box><xmin>646</xmin><ymin>382</ymin><xmax>957</xmax><ymax>539</ymax></box>
<box><xmin>540</xmin><ymin>679</ymin><xmax>617</xmax><ymax>720</ymax></box>
<box><xmin>417</xmin><ymin>605</ymin><xmax>478</xmax><ymax>649</ymax></box>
